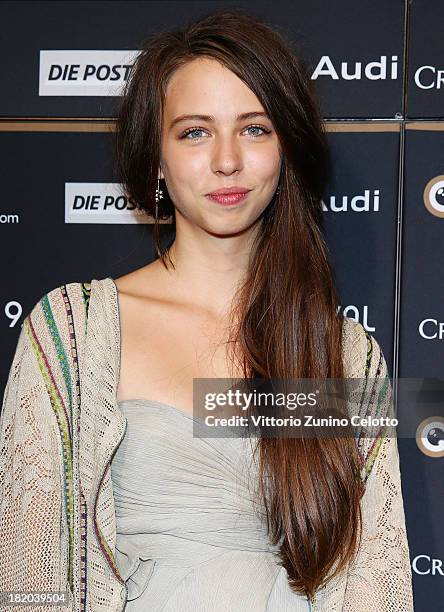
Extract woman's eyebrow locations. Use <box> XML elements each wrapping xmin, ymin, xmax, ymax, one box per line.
<box><xmin>169</xmin><ymin>111</ymin><xmax>270</xmax><ymax>129</ymax></box>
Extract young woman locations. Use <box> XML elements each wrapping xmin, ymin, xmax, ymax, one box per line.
<box><xmin>0</xmin><ymin>9</ymin><xmax>413</xmax><ymax>612</ymax></box>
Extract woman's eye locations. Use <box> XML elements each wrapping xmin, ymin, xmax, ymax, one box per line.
<box><xmin>245</xmin><ymin>125</ymin><xmax>270</xmax><ymax>137</ymax></box>
<box><xmin>181</xmin><ymin>128</ymin><xmax>207</xmax><ymax>140</ymax></box>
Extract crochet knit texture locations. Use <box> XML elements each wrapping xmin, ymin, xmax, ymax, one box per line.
<box><xmin>0</xmin><ymin>279</ymin><xmax>414</xmax><ymax>611</ymax></box>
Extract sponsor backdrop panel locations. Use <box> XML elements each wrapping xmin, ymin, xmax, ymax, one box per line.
<box><xmin>407</xmin><ymin>0</ymin><xmax>444</xmax><ymax>118</ymax></box>
<box><xmin>400</xmin><ymin>126</ymin><xmax>444</xmax><ymax>378</ymax></box>
<box><xmin>0</xmin><ymin>0</ymin><xmax>404</xmax><ymax>119</ymax></box>
<box><xmin>398</xmin><ymin>124</ymin><xmax>444</xmax><ymax>609</ymax></box>
<box><xmin>323</xmin><ymin>125</ymin><xmax>400</xmax><ymax>370</ymax></box>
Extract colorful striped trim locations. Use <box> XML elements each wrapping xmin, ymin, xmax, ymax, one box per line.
<box><xmin>60</xmin><ymin>285</ymin><xmax>88</xmax><ymax>611</ymax></box>
<box><xmin>93</xmin><ymin>463</ymin><xmax>126</xmax><ymax>583</ymax></box>
<box><xmin>81</xmin><ymin>282</ymin><xmax>91</xmax><ymax>328</ymax></box>
<box><xmin>41</xmin><ymin>294</ymin><xmax>73</xmax><ymax>437</ymax></box>
<box><xmin>78</xmin><ymin>282</ymin><xmax>91</xmax><ymax>611</ymax></box>
<box><xmin>25</xmin><ymin>309</ymin><xmax>75</xmax><ymax>588</ymax></box>
<box><xmin>359</xmin><ymin>331</ymin><xmax>391</xmax><ymax>487</ymax></box>
<box><xmin>25</xmin><ymin>284</ymin><xmax>93</xmax><ymax>608</ymax></box>
<box><xmin>364</xmin><ymin>329</ymin><xmax>373</xmax><ymax>377</ymax></box>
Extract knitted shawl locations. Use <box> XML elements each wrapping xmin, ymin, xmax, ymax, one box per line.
<box><xmin>0</xmin><ymin>278</ymin><xmax>414</xmax><ymax>611</ymax></box>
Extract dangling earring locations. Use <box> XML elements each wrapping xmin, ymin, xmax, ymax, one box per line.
<box><xmin>155</xmin><ymin>177</ymin><xmax>163</xmax><ymax>218</ymax></box>
<box><xmin>276</xmin><ymin>184</ymin><xmax>281</xmax><ymax>195</ymax></box>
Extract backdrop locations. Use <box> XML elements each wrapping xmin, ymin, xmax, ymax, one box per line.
<box><xmin>0</xmin><ymin>1</ymin><xmax>442</xmax><ymax>609</ymax></box>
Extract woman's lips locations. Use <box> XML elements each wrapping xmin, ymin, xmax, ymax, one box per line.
<box><xmin>206</xmin><ymin>191</ymin><xmax>250</xmax><ymax>206</ymax></box>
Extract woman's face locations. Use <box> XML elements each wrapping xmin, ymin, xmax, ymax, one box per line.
<box><xmin>159</xmin><ymin>57</ymin><xmax>282</xmax><ymax>236</ymax></box>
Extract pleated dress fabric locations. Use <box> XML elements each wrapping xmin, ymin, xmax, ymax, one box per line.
<box><xmin>110</xmin><ymin>399</ymin><xmax>312</xmax><ymax>611</ymax></box>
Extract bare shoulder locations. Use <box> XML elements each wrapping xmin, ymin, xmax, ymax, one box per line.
<box><xmin>113</xmin><ymin>261</ymin><xmax>166</xmax><ymax>300</ymax></box>
<box><xmin>112</xmin><ymin>261</ymin><xmax>183</xmax><ymax>341</ymax></box>
<box><xmin>112</xmin><ymin>261</ymin><xmax>191</xmax><ymax>319</ymax></box>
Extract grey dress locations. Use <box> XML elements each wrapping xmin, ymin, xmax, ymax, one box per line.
<box><xmin>110</xmin><ymin>399</ymin><xmax>313</xmax><ymax>611</ymax></box>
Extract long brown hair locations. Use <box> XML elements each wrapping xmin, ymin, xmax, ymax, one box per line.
<box><xmin>113</xmin><ymin>8</ymin><xmax>362</xmax><ymax>602</ymax></box>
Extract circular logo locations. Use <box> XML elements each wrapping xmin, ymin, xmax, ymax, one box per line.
<box><xmin>424</xmin><ymin>175</ymin><xmax>444</xmax><ymax>218</ymax></box>
<box><xmin>416</xmin><ymin>416</ymin><xmax>444</xmax><ymax>457</ymax></box>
